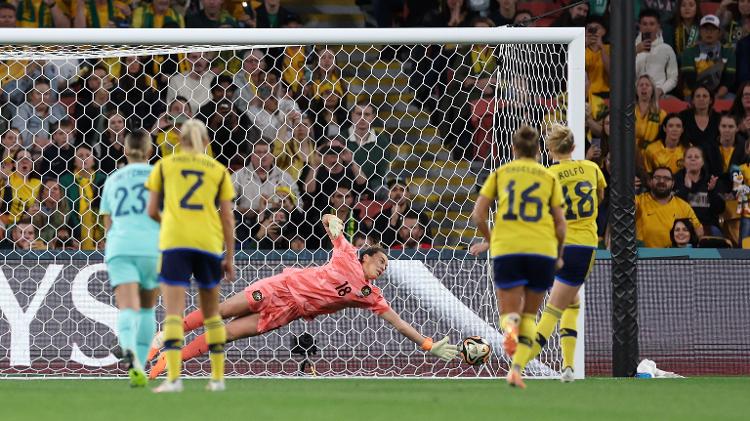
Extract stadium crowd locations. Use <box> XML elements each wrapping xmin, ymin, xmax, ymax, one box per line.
<box><xmin>0</xmin><ymin>0</ymin><xmax>748</xmax><ymax>250</ymax></box>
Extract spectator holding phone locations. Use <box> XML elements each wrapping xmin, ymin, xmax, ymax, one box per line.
<box><xmin>585</xmin><ymin>15</ymin><xmax>610</xmax><ymax>99</ymax></box>
<box><xmin>636</xmin><ymin>9</ymin><xmax>679</xmax><ymax>97</ymax></box>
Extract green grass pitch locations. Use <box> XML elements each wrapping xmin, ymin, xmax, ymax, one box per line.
<box><xmin>0</xmin><ymin>377</ymin><xmax>746</xmax><ymax>420</ymax></box>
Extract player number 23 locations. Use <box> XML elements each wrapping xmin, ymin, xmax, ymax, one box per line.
<box><xmin>179</xmin><ymin>170</ymin><xmax>205</xmax><ymax>210</ymax></box>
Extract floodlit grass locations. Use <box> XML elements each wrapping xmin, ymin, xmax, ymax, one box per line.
<box><xmin>0</xmin><ymin>377</ymin><xmax>746</xmax><ymax>421</ymax></box>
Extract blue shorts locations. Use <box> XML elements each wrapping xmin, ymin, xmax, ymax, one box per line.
<box><xmin>158</xmin><ymin>249</ymin><xmax>223</xmax><ymax>289</ymax></box>
<box><xmin>492</xmin><ymin>254</ymin><xmax>556</xmax><ymax>292</ymax></box>
<box><xmin>107</xmin><ymin>256</ymin><xmax>159</xmax><ymax>290</ymax></box>
<box><xmin>556</xmin><ymin>246</ymin><xmax>596</xmax><ymax>287</ymax></box>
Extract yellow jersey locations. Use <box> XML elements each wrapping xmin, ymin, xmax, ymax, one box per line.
<box><xmin>720</xmin><ymin>146</ymin><xmax>734</xmax><ymax>173</ymax></box>
<box><xmin>635</xmin><ymin>107</ymin><xmax>666</xmax><ymax>150</ymax></box>
<box><xmin>635</xmin><ymin>193</ymin><xmax>701</xmax><ymax>248</ymax></box>
<box><xmin>145</xmin><ymin>152</ymin><xmax>235</xmax><ymax>255</ymax></box>
<box><xmin>550</xmin><ymin>159</ymin><xmax>607</xmax><ymax>247</ymax></box>
<box><xmin>479</xmin><ymin>158</ymin><xmax>563</xmax><ymax>258</ymax></box>
<box><xmin>643</xmin><ymin>141</ymin><xmax>686</xmax><ymax>175</ymax></box>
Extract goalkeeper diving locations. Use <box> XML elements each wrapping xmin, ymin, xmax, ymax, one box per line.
<box><xmin>148</xmin><ymin>214</ymin><xmax>459</xmax><ymax>376</ymax></box>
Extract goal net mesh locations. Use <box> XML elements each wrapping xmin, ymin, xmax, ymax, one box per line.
<box><xmin>0</xmin><ymin>40</ymin><xmax>571</xmax><ymax>377</ymax></box>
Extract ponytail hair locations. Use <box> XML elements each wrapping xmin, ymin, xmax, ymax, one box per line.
<box><xmin>546</xmin><ymin>124</ymin><xmax>575</xmax><ymax>155</ymax></box>
<box><xmin>180</xmin><ymin>119</ymin><xmax>208</xmax><ymax>153</ymax></box>
<box><xmin>512</xmin><ymin>125</ymin><xmax>540</xmax><ymax>159</ymax></box>
<box><xmin>125</xmin><ymin>129</ymin><xmax>153</xmax><ymax>162</ymax></box>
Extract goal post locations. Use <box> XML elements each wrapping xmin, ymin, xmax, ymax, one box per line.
<box><xmin>0</xmin><ymin>27</ymin><xmax>586</xmax><ymax>378</ymax></box>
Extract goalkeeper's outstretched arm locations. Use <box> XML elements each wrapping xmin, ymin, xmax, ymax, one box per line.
<box><xmin>378</xmin><ymin>309</ymin><xmax>459</xmax><ymax>361</ymax></box>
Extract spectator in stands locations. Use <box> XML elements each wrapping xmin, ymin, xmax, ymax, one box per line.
<box><xmin>73</xmin><ymin>0</ymin><xmax>132</xmax><ymax>28</ymax></box>
<box><xmin>278</xmin><ymin>16</ymin><xmax>308</xmax><ymax>98</ymax></box>
<box><xmin>737</xmin><ymin>18</ymin><xmax>750</xmax><ymax>85</ymax></box>
<box><xmin>31</xmin><ymin>178</ymin><xmax>70</xmax><ymax>245</ymax></box>
<box><xmin>636</xmin><ymin>166</ymin><xmax>703</xmax><ymax>247</ymax></box>
<box><xmin>716</xmin><ymin>113</ymin><xmax>747</xmax><ymax>176</ymax></box>
<box><xmin>347</xmin><ymin>100</ymin><xmax>391</xmax><ymax>196</ymax></box>
<box><xmin>59</xmin><ymin>143</ymin><xmax>105</xmax><ymax>250</ymax></box>
<box><xmin>131</xmin><ymin>0</ymin><xmax>185</xmax><ymax>28</ymax></box>
<box><xmin>14</xmin><ymin>0</ymin><xmax>71</xmax><ymax>28</ymax></box>
<box><xmin>644</xmin><ymin>113</ymin><xmax>690</xmax><ymax>174</ymax></box>
<box><xmin>252</xmin><ymin>205</ymin><xmax>292</xmax><ymax>249</ymax></box>
<box><xmin>670</xmin><ymin>218</ymin><xmax>699</xmax><ymax>247</ymax></box>
<box><xmin>39</xmin><ymin>119</ymin><xmax>76</xmax><ymax>178</ymax></box>
<box><xmin>233</xmin><ymin>138</ymin><xmax>299</xmax><ymax>221</ymax></box>
<box><xmin>636</xmin><ymin>9</ymin><xmax>679</xmax><ymax>97</ymax></box>
<box><xmin>315</xmin><ymin>184</ymin><xmax>364</xmax><ymax>248</ymax></box>
<box><xmin>673</xmin><ymin>0</ymin><xmax>703</xmax><ymax>56</ymax></box>
<box><xmin>422</xmin><ymin>0</ymin><xmax>476</xmax><ymax>27</ymax></box>
<box><xmin>4</xmin><ymin>218</ymin><xmax>44</xmax><ymax>250</ymax></box>
<box><xmin>679</xmin><ymin>85</ymin><xmax>721</xmax><ymax>168</ymax></box>
<box><xmin>552</xmin><ymin>0</ymin><xmax>588</xmax><ymax>27</ymax></box>
<box><xmin>110</xmin><ymin>56</ymin><xmax>161</xmax><ymax>131</ymax></box>
<box><xmin>438</xmin><ymin>17</ymin><xmax>497</xmax><ymax>159</ymax></box>
<box><xmin>75</xmin><ymin>63</ymin><xmax>111</xmax><ymax>112</ymax></box>
<box><xmin>303</xmin><ymin>142</ymin><xmax>368</xmax><ymax>217</ymax></box>
<box><xmin>197</xmin><ymin>74</ymin><xmax>239</xmax><ymax>121</ymax></box>
<box><xmin>717</xmin><ymin>0</ymin><xmax>750</xmax><ymax>48</ymax></box>
<box><xmin>167</xmin><ymin>52</ymin><xmax>214</xmax><ymax>113</ymax></box>
<box><xmin>585</xmin><ymin>15</ymin><xmax>610</xmax><ymax>99</ymax></box>
<box><xmin>186</xmin><ymin>0</ymin><xmax>237</xmax><ymax>27</ymax></box>
<box><xmin>94</xmin><ymin>112</ymin><xmax>127</xmax><ymax>174</ymax></box>
<box><xmin>311</xmin><ymin>83</ymin><xmax>348</xmax><ymax>141</ymax></box>
<box><xmin>3</xmin><ymin>148</ymin><xmax>42</xmax><ymax>222</ymax></box>
<box><xmin>490</xmin><ymin>0</ymin><xmax>517</xmax><ymax>26</ymax></box>
<box><xmin>392</xmin><ymin>211</ymin><xmax>432</xmax><ymax>250</ymax></box>
<box><xmin>513</xmin><ymin>9</ymin><xmax>533</xmax><ymax>26</ymax></box>
<box><xmin>273</xmin><ymin>184</ymin><xmax>307</xmax><ymax>237</ymax></box>
<box><xmin>307</xmin><ymin>47</ymin><xmax>347</xmax><ymax>119</ymax></box>
<box><xmin>12</xmin><ymin>78</ymin><xmax>66</xmax><ymax>146</ymax></box>
<box><xmin>0</xmin><ymin>2</ymin><xmax>14</xmax><ymax>28</ymax></box>
<box><xmin>673</xmin><ymin>146</ymin><xmax>725</xmax><ymax>236</ymax></box>
<box><xmin>207</xmin><ymin>100</ymin><xmax>256</xmax><ymax>166</ymax></box>
<box><xmin>246</xmin><ymin>82</ymin><xmax>288</xmax><ymax>142</ymax></box>
<box><xmin>274</xmin><ymin>112</ymin><xmax>317</xmax><ymax>185</ymax></box>
<box><xmin>255</xmin><ymin>0</ymin><xmax>297</xmax><ymax>28</ymax></box>
<box><xmin>730</xmin><ymin>81</ymin><xmax>750</xmax><ymax>136</ymax></box>
<box><xmin>1</xmin><ymin>128</ymin><xmax>21</xmax><ymax>161</ymax></box>
<box><xmin>372</xmin><ymin>176</ymin><xmax>429</xmax><ymax>247</ymax></box>
<box><xmin>588</xmin><ymin>111</ymin><xmax>610</xmax><ymax>168</ymax></box>
<box><xmin>48</xmin><ymin>225</ymin><xmax>78</xmax><ymax>250</ymax></box>
<box><xmin>638</xmin><ymin>0</ymin><xmax>678</xmax><ymax>47</ymax></box>
<box><xmin>636</xmin><ymin>74</ymin><xmax>668</xmax><ymax>152</ymax></box>
<box><xmin>233</xmin><ymin>49</ymin><xmax>268</xmax><ymax>114</ymax></box>
<box><xmin>680</xmin><ymin>14</ymin><xmax>737</xmax><ymax>99</ymax></box>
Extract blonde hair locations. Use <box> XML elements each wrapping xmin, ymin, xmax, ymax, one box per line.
<box><xmin>512</xmin><ymin>125</ymin><xmax>540</xmax><ymax>158</ymax></box>
<box><xmin>546</xmin><ymin>124</ymin><xmax>575</xmax><ymax>155</ymax></box>
<box><xmin>636</xmin><ymin>74</ymin><xmax>660</xmax><ymax>116</ymax></box>
<box><xmin>125</xmin><ymin>129</ymin><xmax>153</xmax><ymax>162</ymax></box>
<box><xmin>180</xmin><ymin>119</ymin><xmax>208</xmax><ymax>153</ymax></box>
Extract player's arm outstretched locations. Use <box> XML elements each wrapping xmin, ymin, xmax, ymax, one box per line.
<box><xmin>378</xmin><ymin>309</ymin><xmax>459</xmax><ymax>361</ymax></box>
<box><xmin>323</xmin><ymin>214</ymin><xmax>459</xmax><ymax>362</ymax></box>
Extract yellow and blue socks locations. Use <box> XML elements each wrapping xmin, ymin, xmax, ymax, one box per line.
<box><xmin>529</xmin><ymin>303</ymin><xmax>563</xmax><ymax>360</ymax></box>
<box><xmin>204</xmin><ymin>315</ymin><xmax>226</xmax><ymax>382</ymax></box>
<box><xmin>136</xmin><ymin>308</ymin><xmax>156</xmax><ymax>369</ymax></box>
<box><xmin>163</xmin><ymin>315</ymin><xmax>184</xmax><ymax>382</ymax></box>
<box><xmin>117</xmin><ymin>308</ymin><xmax>139</xmax><ymax>359</ymax></box>
<box><xmin>510</xmin><ymin>313</ymin><xmax>537</xmax><ymax>371</ymax></box>
<box><xmin>560</xmin><ymin>303</ymin><xmax>580</xmax><ymax>370</ymax></box>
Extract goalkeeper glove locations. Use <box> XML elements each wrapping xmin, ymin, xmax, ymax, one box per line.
<box><xmin>328</xmin><ymin>216</ymin><xmax>343</xmax><ymax>239</ymax></box>
<box><xmin>422</xmin><ymin>336</ymin><xmax>459</xmax><ymax>361</ymax></box>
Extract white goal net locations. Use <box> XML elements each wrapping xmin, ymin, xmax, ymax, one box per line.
<box><xmin>0</xmin><ymin>28</ymin><xmax>585</xmax><ymax>378</ymax></box>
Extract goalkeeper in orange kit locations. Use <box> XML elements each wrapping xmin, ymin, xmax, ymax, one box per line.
<box><xmin>148</xmin><ymin>215</ymin><xmax>459</xmax><ymax>378</ymax></box>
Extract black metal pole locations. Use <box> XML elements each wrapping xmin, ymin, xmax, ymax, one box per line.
<box><xmin>609</xmin><ymin>0</ymin><xmax>639</xmax><ymax>377</ymax></box>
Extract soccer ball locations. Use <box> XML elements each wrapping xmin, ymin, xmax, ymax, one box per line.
<box><xmin>459</xmin><ymin>336</ymin><xmax>491</xmax><ymax>366</ymax></box>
